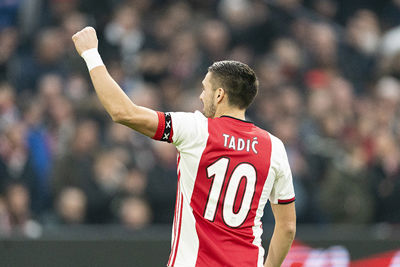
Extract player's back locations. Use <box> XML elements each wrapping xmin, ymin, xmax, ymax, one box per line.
<box><xmin>163</xmin><ymin>112</ymin><xmax>294</xmax><ymax>267</ymax></box>
<box><xmin>189</xmin><ymin>116</ymin><xmax>272</xmax><ymax>267</ymax></box>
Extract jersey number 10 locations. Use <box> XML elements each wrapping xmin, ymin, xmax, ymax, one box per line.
<box><xmin>203</xmin><ymin>157</ymin><xmax>257</xmax><ymax>228</ymax></box>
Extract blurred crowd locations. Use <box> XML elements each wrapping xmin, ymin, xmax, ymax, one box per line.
<box><xmin>1</xmin><ymin>0</ymin><xmax>400</xmax><ymax>236</ymax></box>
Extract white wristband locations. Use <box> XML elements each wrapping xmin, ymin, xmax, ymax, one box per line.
<box><xmin>81</xmin><ymin>48</ymin><xmax>104</xmax><ymax>71</ymax></box>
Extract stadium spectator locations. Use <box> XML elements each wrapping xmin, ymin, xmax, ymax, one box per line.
<box><xmin>4</xmin><ymin>182</ymin><xmax>41</xmax><ymax>237</ymax></box>
<box><xmin>0</xmin><ymin>27</ymin><xmax>18</xmax><ymax>82</ymax></box>
<box><xmin>13</xmin><ymin>28</ymin><xmax>67</xmax><ymax>93</ymax></box>
<box><xmin>45</xmin><ymin>186</ymin><xmax>87</xmax><ymax>225</ymax></box>
<box><xmin>118</xmin><ymin>196</ymin><xmax>152</xmax><ymax>229</ymax></box>
<box><xmin>0</xmin><ymin>196</ymin><xmax>11</xmax><ymax>235</ymax></box>
<box><xmin>146</xmin><ymin>142</ymin><xmax>177</xmax><ymax>224</ymax></box>
<box><xmin>52</xmin><ymin>119</ymin><xmax>99</xmax><ymax>198</ymax></box>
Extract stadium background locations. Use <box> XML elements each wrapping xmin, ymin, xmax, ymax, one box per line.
<box><xmin>0</xmin><ymin>0</ymin><xmax>400</xmax><ymax>266</ymax></box>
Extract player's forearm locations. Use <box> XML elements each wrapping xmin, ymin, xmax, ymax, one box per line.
<box><xmin>88</xmin><ymin>65</ymin><xmax>133</xmax><ymax>121</ymax></box>
<box><xmin>88</xmin><ymin>66</ymin><xmax>157</xmax><ymax>137</ymax></box>
<box><xmin>264</xmin><ymin>222</ymin><xmax>296</xmax><ymax>267</ymax></box>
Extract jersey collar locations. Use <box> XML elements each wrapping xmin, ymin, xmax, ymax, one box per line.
<box><xmin>219</xmin><ymin>115</ymin><xmax>254</xmax><ymax>124</ymax></box>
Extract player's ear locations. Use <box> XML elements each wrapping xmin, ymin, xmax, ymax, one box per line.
<box><xmin>216</xmin><ymin>88</ymin><xmax>225</xmax><ymax>103</ymax></box>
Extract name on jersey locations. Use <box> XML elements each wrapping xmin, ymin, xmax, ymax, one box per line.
<box><xmin>222</xmin><ymin>134</ymin><xmax>258</xmax><ymax>154</ymax></box>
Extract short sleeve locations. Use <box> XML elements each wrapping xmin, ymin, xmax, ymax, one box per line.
<box><xmin>269</xmin><ymin>138</ymin><xmax>295</xmax><ymax>205</ymax></box>
<box><xmin>152</xmin><ymin>110</ymin><xmax>208</xmax><ymax>152</ymax></box>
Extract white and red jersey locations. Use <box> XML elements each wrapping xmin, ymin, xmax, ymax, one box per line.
<box><xmin>153</xmin><ymin>111</ymin><xmax>295</xmax><ymax>267</ymax></box>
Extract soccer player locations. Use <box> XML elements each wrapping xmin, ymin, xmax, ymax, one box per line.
<box><xmin>72</xmin><ymin>27</ymin><xmax>296</xmax><ymax>267</ymax></box>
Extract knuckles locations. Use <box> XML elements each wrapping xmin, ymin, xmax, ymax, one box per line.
<box><xmin>83</xmin><ymin>26</ymin><xmax>95</xmax><ymax>34</ymax></box>
<box><xmin>72</xmin><ymin>26</ymin><xmax>96</xmax><ymax>42</ymax></box>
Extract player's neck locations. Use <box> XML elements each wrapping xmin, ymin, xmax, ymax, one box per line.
<box><xmin>214</xmin><ymin>106</ymin><xmax>246</xmax><ymax>120</ymax></box>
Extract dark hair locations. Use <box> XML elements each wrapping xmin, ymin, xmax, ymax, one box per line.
<box><xmin>208</xmin><ymin>60</ymin><xmax>258</xmax><ymax>109</ymax></box>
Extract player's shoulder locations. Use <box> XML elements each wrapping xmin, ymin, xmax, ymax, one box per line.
<box><xmin>169</xmin><ymin>111</ymin><xmax>208</xmax><ymax>148</ymax></box>
<box><xmin>268</xmin><ymin>132</ymin><xmax>284</xmax><ymax>146</ymax></box>
<box><xmin>171</xmin><ymin>110</ymin><xmax>207</xmax><ymax>122</ymax></box>
<box><xmin>267</xmin><ymin>132</ymin><xmax>287</xmax><ymax>155</ymax></box>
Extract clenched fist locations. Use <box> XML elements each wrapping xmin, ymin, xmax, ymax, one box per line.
<box><xmin>72</xmin><ymin>26</ymin><xmax>98</xmax><ymax>56</ymax></box>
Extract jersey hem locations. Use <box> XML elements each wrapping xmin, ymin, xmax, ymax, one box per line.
<box><xmin>278</xmin><ymin>197</ymin><xmax>295</xmax><ymax>204</ymax></box>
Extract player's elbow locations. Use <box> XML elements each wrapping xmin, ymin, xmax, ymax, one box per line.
<box><xmin>287</xmin><ymin>223</ymin><xmax>296</xmax><ymax>240</ymax></box>
<box><xmin>110</xmin><ymin>111</ymin><xmax>130</xmax><ymax>124</ymax></box>
<box><xmin>110</xmin><ymin>112</ymin><xmax>122</xmax><ymax>123</ymax></box>
<box><xmin>283</xmin><ymin>222</ymin><xmax>296</xmax><ymax>241</ymax></box>
<box><xmin>110</xmin><ymin>104</ymin><xmax>141</xmax><ymax>125</ymax></box>
<box><xmin>110</xmin><ymin>111</ymin><xmax>145</xmax><ymax>131</ymax></box>
<box><xmin>277</xmin><ymin>221</ymin><xmax>296</xmax><ymax>241</ymax></box>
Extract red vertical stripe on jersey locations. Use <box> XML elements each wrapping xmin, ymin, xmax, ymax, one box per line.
<box><xmin>171</xmin><ymin>193</ymin><xmax>183</xmax><ymax>266</ymax></box>
<box><xmin>169</xmin><ymin>182</ymin><xmax>182</xmax><ymax>266</ymax></box>
<box><xmin>190</xmin><ymin>117</ymin><xmax>272</xmax><ymax>267</ymax></box>
<box><xmin>167</xmin><ymin>183</ymin><xmax>179</xmax><ymax>266</ymax></box>
<box><xmin>168</xmin><ymin>153</ymin><xmax>182</xmax><ymax>267</ymax></box>
<box><xmin>176</xmin><ymin>153</ymin><xmax>181</xmax><ymax>177</ymax></box>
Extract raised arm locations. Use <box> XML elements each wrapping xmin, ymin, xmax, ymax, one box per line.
<box><xmin>264</xmin><ymin>202</ymin><xmax>296</xmax><ymax>267</ymax></box>
<box><xmin>72</xmin><ymin>26</ymin><xmax>158</xmax><ymax>137</ymax></box>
